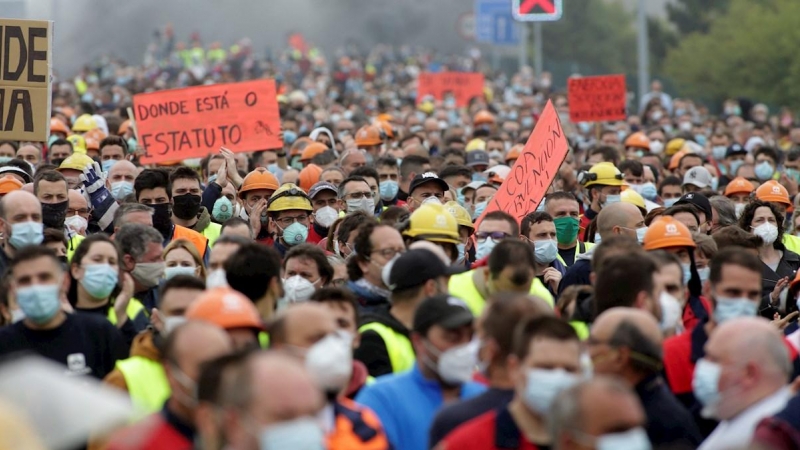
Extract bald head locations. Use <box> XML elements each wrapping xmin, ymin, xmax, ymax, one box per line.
<box><xmin>597</xmin><ymin>202</ymin><xmax>644</xmax><ymax>240</ymax></box>
<box><xmin>68</xmin><ymin>189</ymin><xmax>88</xmax><ymax>210</ymax></box>
<box><xmin>590</xmin><ymin>307</ymin><xmax>663</xmax><ymax>381</ymax></box>
<box><xmin>594</xmin><ymin>307</ymin><xmax>662</xmax><ymax>347</ymax></box>
<box><xmin>166</xmin><ymin>321</ymin><xmax>232</xmax><ymax>382</ymax></box>
<box><xmin>708</xmin><ymin>317</ymin><xmax>790</xmax><ymax>377</ymax></box>
<box><xmin>0</xmin><ymin>189</ymin><xmax>41</xmax><ymax>221</ymax></box>
<box><xmin>281</xmin><ymin>169</ymin><xmax>299</xmax><ymax>185</ymax></box>
<box><xmin>269</xmin><ymin>303</ymin><xmax>337</xmax><ymax>349</ymax></box>
<box><xmin>404</xmin><ymin>143</ymin><xmax>430</xmax><ymax>158</ymax></box>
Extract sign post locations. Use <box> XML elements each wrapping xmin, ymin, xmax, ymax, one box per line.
<box><xmin>0</xmin><ymin>18</ymin><xmax>53</xmax><ymax>142</ymax></box>
<box><xmin>133</xmin><ymin>80</ymin><xmax>282</xmax><ymax>165</ymax></box>
<box><xmin>476</xmin><ymin>0</ymin><xmax>519</xmax><ymax>46</ymax></box>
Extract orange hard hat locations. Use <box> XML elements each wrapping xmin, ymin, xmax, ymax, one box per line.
<box><xmin>290</xmin><ymin>137</ymin><xmax>313</xmax><ymax>157</ymax></box>
<box><xmin>377</xmin><ymin>113</ymin><xmax>395</xmax><ymax>124</ymax></box>
<box><xmin>756</xmin><ymin>180</ymin><xmax>791</xmax><ymax>206</ymax></box>
<box><xmin>239</xmin><ymin>167</ymin><xmax>279</xmax><ymax>196</ymax></box>
<box><xmin>0</xmin><ymin>175</ymin><xmax>23</xmax><ymax>194</ymax></box>
<box><xmin>505</xmin><ymin>144</ymin><xmax>523</xmax><ymax>163</ymax></box>
<box><xmin>300</xmin><ymin>142</ymin><xmax>329</xmax><ymax>162</ymax></box>
<box><xmin>724</xmin><ymin>177</ymin><xmax>754</xmax><ymax>197</ymax></box>
<box><xmin>298</xmin><ymin>164</ymin><xmax>323</xmax><ymax>192</ymax></box>
<box><xmin>84</xmin><ymin>137</ymin><xmax>100</xmax><ymax>151</ymax></box>
<box><xmin>49</xmin><ymin>118</ymin><xmax>70</xmax><ymax>136</ymax></box>
<box><xmin>118</xmin><ymin>120</ymin><xmax>131</xmax><ymax>136</ymax></box>
<box><xmin>84</xmin><ymin>128</ymin><xmax>107</xmax><ymax>142</ymax></box>
<box><xmin>355</xmin><ymin>125</ymin><xmax>383</xmax><ymax>147</ymax></box>
<box><xmin>374</xmin><ymin>120</ymin><xmax>394</xmax><ymax>139</ymax></box>
<box><xmin>473</xmin><ymin>110</ymin><xmax>496</xmax><ymax>125</ymax></box>
<box><xmin>643</xmin><ymin>216</ymin><xmax>697</xmax><ymax>251</ymax></box>
<box><xmin>185</xmin><ymin>288</ymin><xmax>264</xmax><ymax>331</ymax></box>
<box><xmin>624</xmin><ymin>132</ymin><xmax>650</xmax><ymax>150</ymax></box>
<box><xmin>668</xmin><ymin>150</ymin><xmax>687</xmax><ymax>171</ymax></box>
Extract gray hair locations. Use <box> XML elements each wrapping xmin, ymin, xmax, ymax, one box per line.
<box><xmin>114</xmin><ymin>203</ymin><xmax>153</xmax><ymax>228</ymax></box>
<box><xmin>116</xmin><ymin>223</ymin><xmax>163</xmax><ymax>260</ymax></box>
<box><xmin>710</xmin><ymin>195</ymin><xmax>737</xmax><ymax>228</ymax></box>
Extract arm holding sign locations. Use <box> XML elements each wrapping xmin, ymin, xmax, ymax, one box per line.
<box><xmin>81</xmin><ymin>162</ymin><xmax>119</xmax><ymax>233</ymax></box>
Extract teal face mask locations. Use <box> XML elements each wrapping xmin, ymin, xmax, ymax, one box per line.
<box><xmin>212</xmin><ymin>196</ymin><xmax>234</xmax><ymax>221</ymax></box>
<box><xmin>80</xmin><ymin>264</ymin><xmax>119</xmax><ymax>299</ymax></box>
<box><xmin>282</xmin><ymin>222</ymin><xmax>309</xmax><ymax>246</ymax></box>
<box><xmin>16</xmin><ymin>284</ymin><xmax>61</xmax><ymax>324</ymax></box>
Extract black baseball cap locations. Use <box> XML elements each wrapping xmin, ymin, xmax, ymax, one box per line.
<box><xmin>409</xmin><ymin>172</ymin><xmax>449</xmax><ymax>196</ymax></box>
<box><xmin>725</xmin><ymin>143</ymin><xmax>747</xmax><ymax>158</ymax></box>
<box><xmin>413</xmin><ymin>294</ymin><xmax>474</xmax><ymax>334</ymax></box>
<box><xmin>466</xmin><ymin>150</ymin><xmax>490</xmax><ymax>167</ymax></box>
<box><xmin>387</xmin><ymin>249</ymin><xmax>461</xmax><ymax>292</ymax></box>
<box><xmin>674</xmin><ymin>192</ymin><xmax>712</xmax><ymax>220</ymax></box>
<box><xmin>308</xmin><ymin>181</ymin><xmax>337</xmax><ymax>199</ymax></box>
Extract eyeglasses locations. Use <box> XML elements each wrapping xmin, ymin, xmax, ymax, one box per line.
<box><xmin>67</xmin><ymin>208</ymin><xmax>90</xmax><ymax>217</ymax></box>
<box><xmin>331</xmin><ymin>278</ymin><xmax>347</xmax><ymax>287</ymax></box>
<box><xmin>371</xmin><ymin>247</ymin><xmax>405</xmax><ymax>259</ymax></box>
<box><xmin>346</xmin><ymin>191</ymin><xmax>374</xmax><ymax>200</ymax></box>
<box><xmin>275</xmin><ymin>214</ymin><xmax>309</xmax><ymax>227</ymax></box>
<box><xmin>475</xmin><ymin>231</ymin><xmax>510</xmax><ymax>242</ymax></box>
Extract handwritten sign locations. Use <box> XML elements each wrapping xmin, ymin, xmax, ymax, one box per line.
<box><xmin>416</xmin><ymin>72</ymin><xmax>484</xmax><ymax>107</ymax></box>
<box><xmin>133</xmin><ymin>80</ymin><xmax>281</xmax><ymax>164</ymax></box>
<box><xmin>476</xmin><ymin>100</ymin><xmax>569</xmax><ymax>227</ymax></box>
<box><xmin>567</xmin><ymin>74</ymin><xmax>626</xmax><ymax>123</ymax></box>
<box><xmin>0</xmin><ymin>19</ymin><xmax>53</xmax><ymax>141</ymax></box>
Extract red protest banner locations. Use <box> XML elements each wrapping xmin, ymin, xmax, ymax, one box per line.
<box><xmin>567</xmin><ymin>74</ymin><xmax>626</xmax><ymax>123</ymax></box>
<box><xmin>134</xmin><ymin>80</ymin><xmax>281</xmax><ymax>165</ymax></box>
<box><xmin>475</xmin><ymin>100</ymin><xmax>569</xmax><ymax>227</ymax></box>
<box><xmin>416</xmin><ymin>72</ymin><xmax>484</xmax><ymax>107</ymax></box>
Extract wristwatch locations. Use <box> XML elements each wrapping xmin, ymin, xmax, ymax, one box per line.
<box><xmin>276</xmin><ymin>152</ymin><xmax>286</xmax><ymax>157</ymax></box>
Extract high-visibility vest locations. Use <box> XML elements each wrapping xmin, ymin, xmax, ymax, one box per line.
<box><xmin>173</xmin><ymin>224</ymin><xmax>208</xmax><ymax>258</ymax></box>
<box><xmin>66</xmin><ymin>234</ymin><xmax>85</xmax><ymax>262</ymax></box>
<box><xmin>202</xmin><ymin>222</ymin><xmax>222</xmax><ymax>248</ymax></box>
<box><xmin>328</xmin><ymin>398</ymin><xmax>390</xmax><ymax>450</ymax></box>
<box><xmin>570</xmin><ymin>321</ymin><xmax>590</xmax><ymax>341</ymax></box>
<box><xmin>107</xmin><ymin>298</ymin><xmax>147</xmax><ymax>325</ymax></box>
<box><xmin>115</xmin><ymin>356</ymin><xmax>171</xmax><ymax>414</ymax></box>
<box><xmin>448</xmin><ymin>270</ymin><xmax>554</xmax><ymax>317</ymax></box>
<box><xmin>358</xmin><ymin>322</ymin><xmax>415</xmax><ymax>374</ymax></box>
<box><xmin>784</xmin><ymin>234</ymin><xmax>800</xmax><ymax>255</ymax></box>
<box><xmin>556</xmin><ymin>241</ymin><xmax>595</xmax><ymax>266</ymax></box>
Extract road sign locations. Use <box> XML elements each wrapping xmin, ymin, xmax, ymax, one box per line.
<box><xmin>512</xmin><ymin>0</ymin><xmax>563</xmax><ymax>22</ymax></box>
<box><xmin>457</xmin><ymin>12</ymin><xmax>476</xmax><ymax>41</ymax></box>
<box><xmin>476</xmin><ymin>0</ymin><xmax>519</xmax><ymax>46</ymax></box>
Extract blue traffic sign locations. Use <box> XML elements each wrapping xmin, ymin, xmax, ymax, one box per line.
<box><xmin>476</xmin><ymin>0</ymin><xmax>520</xmax><ymax>46</ymax></box>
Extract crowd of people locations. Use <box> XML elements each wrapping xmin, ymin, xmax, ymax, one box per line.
<box><xmin>4</xmin><ymin>29</ymin><xmax>800</xmax><ymax>450</ymax></box>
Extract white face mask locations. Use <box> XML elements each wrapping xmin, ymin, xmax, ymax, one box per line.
<box><xmin>206</xmin><ymin>269</ymin><xmax>228</xmax><ymax>289</ymax></box>
<box><xmin>278</xmin><ymin>275</ymin><xmax>317</xmax><ymax>309</ymax></box>
<box><xmin>659</xmin><ymin>291</ymin><xmax>683</xmax><ymax>333</ymax></box>
<box><xmin>314</xmin><ymin>206</ymin><xmax>339</xmax><ymax>228</ymax></box>
<box><xmin>305</xmin><ymin>331</ymin><xmax>353</xmax><ymax>393</ymax></box>
<box><xmin>346</xmin><ymin>197</ymin><xmax>375</xmax><ymax>214</ymax></box>
<box><xmin>752</xmin><ymin>222</ymin><xmax>778</xmax><ymax>245</ymax></box>
<box><xmin>64</xmin><ymin>215</ymin><xmax>88</xmax><ymax>235</ymax></box>
<box><xmin>426</xmin><ymin>338</ymin><xmax>479</xmax><ymax>385</ymax></box>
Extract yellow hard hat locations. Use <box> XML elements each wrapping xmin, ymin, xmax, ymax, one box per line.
<box><xmin>57</xmin><ymin>153</ymin><xmax>94</xmax><ymax>172</ymax></box>
<box><xmin>403</xmin><ymin>203</ymin><xmax>460</xmax><ymax>245</ymax></box>
<box><xmin>72</xmin><ymin>114</ymin><xmax>97</xmax><ymax>132</ymax></box>
<box><xmin>578</xmin><ymin>162</ymin><xmax>624</xmax><ymax>188</ymax></box>
<box><xmin>266</xmin><ymin>183</ymin><xmax>312</xmax><ymax>212</ymax></box>
<box><xmin>465</xmin><ymin>138</ymin><xmax>486</xmax><ymax>152</ymax></box>
<box><xmin>621</xmin><ymin>188</ymin><xmax>646</xmax><ymax>210</ymax></box>
<box><xmin>444</xmin><ymin>201</ymin><xmax>474</xmax><ymax>230</ymax></box>
<box><xmin>66</xmin><ymin>134</ymin><xmax>87</xmax><ymax>154</ymax></box>
<box><xmin>665</xmin><ymin>138</ymin><xmax>685</xmax><ymax>157</ymax></box>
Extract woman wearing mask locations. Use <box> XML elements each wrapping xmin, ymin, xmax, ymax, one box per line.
<box><xmin>739</xmin><ymin>200</ymin><xmax>800</xmax><ymax>318</ymax></box>
<box><xmin>163</xmin><ymin>239</ymin><xmax>206</xmax><ymax>281</ymax></box>
<box><xmin>280</xmin><ymin>244</ymin><xmax>334</xmax><ymax>307</ymax></box>
<box><xmin>69</xmin><ymin>234</ymin><xmax>148</xmax><ymax>345</ymax></box>
<box><xmin>324</xmin><ymin>211</ymin><xmax>371</xmax><ymax>259</ymax></box>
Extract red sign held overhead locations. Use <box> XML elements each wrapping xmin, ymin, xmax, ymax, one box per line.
<box><xmin>513</xmin><ymin>0</ymin><xmax>562</xmax><ymax>22</ymax></box>
<box><xmin>567</xmin><ymin>74</ymin><xmax>627</xmax><ymax>123</ymax></box>
<box><xmin>416</xmin><ymin>72</ymin><xmax>485</xmax><ymax>108</ymax></box>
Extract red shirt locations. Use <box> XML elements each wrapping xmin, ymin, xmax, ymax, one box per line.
<box><xmin>106</xmin><ymin>410</ymin><xmax>192</xmax><ymax>450</ymax></box>
<box><xmin>441</xmin><ymin>407</ymin><xmax>541</xmax><ymax>450</ymax></box>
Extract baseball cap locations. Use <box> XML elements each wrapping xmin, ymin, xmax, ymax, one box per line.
<box><xmin>409</xmin><ymin>172</ymin><xmax>449</xmax><ymax>196</ymax></box>
<box><xmin>466</xmin><ymin>150</ymin><xmax>490</xmax><ymax>167</ymax></box>
<box><xmin>682</xmin><ymin>166</ymin><xmax>712</xmax><ymax>189</ymax></box>
<box><xmin>413</xmin><ymin>294</ymin><xmax>474</xmax><ymax>334</ymax></box>
<box><xmin>387</xmin><ymin>249</ymin><xmax>461</xmax><ymax>292</ymax></box>
<box><xmin>725</xmin><ymin>143</ymin><xmax>747</xmax><ymax>158</ymax></box>
<box><xmin>308</xmin><ymin>181</ymin><xmax>337</xmax><ymax>200</ymax></box>
<box><xmin>674</xmin><ymin>192</ymin><xmax>712</xmax><ymax>220</ymax></box>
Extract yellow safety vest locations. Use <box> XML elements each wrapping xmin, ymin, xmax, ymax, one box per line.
<box><xmin>108</xmin><ymin>299</ymin><xmax>147</xmax><ymax>325</ymax></box>
<box><xmin>448</xmin><ymin>269</ymin><xmax>554</xmax><ymax>317</ymax></box>
<box><xmin>358</xmin><ymin>322</ymin><xmax>415</xmax><ymax>374</ymax></box>
<box><xmin>115</xmin><ymin>356</ymin><xmax>171</xmax><ymax>414</ymax></box>
<box><xmin>570</xmin><ymin>321</ymin><xmax>590</xmax><ymax>341</ymax></box>
<box><xmin>66</xmin><ymin>234</ymin><xmax>85</xmax><ymax>262</ymax></box>
<box><xmin>556</xmin><ymin>241</ymin><xmax>595</xmax><ymax>267</ymax></box>
<box><xmin>784</xmin><ymin>234</ymin><xmax>800</xmax><ymax>255</ymax></box>
<box><xmin>259</xmin><ymin>331</ymin><xmax>270</xmax><ymax>349</ymax></box>
<box><xmin>202</xmin><ymin>222</ymin><xmax>222</xmax><ymax>248</ymax></box>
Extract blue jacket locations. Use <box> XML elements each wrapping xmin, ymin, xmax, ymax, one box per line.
<box><xmin>355</xmin><ymin>364</ymin><xmax>486</xmax><ymax>450</ymax></box>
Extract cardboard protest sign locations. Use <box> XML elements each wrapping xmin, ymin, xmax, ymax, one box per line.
<box><xmin>417</xmin><ymin>72</ymin><xmax>484</xmax><ymax>107</ymax></box>
<box><xmin>134</xmin><ymin>80</ymin><xmax>281</xmax><ymax>164</ymax></box>
<box><xmin>0</xmin><ymin>19</ymin><xmax>53</xmax><ymax>141</ymax></box>
<box><xmin>475</xmin><ymin>100</ymin><xmax>569</xmax><ymax>226</ymax></box>
<box><xmin>567</xmin><ymin>74</ymin><xmax>626</xmax><ymax>123</ymax></box>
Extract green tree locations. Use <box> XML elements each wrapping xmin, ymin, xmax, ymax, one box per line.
<box><xmin>664</xmin><ymin>0</ymin><xmax>800</xmax><ymax>108</ymax></box>
<box><xmin>667</xmin><ymin>0</ymin><xmax>732</xmax><ymax>35</ymax></box>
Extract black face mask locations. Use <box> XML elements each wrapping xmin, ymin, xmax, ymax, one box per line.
<box><xmin>51</xmin><ymin>158</ymin><xmax>65</xmax><ymax>167</ymax></box>
<box><xmin>150</xmin><ymin>203</ymin><xmax>173</xmax><ymax>238</ymax></box>
<box><xmin>42</xmin><ymin>200</ymin><xmax>68</xmax><ymax>230</ymax></box>
<box><xmin>172</xmin><ymin>194</ymin><xmax>202</xmax><ymax>220</ymax></box>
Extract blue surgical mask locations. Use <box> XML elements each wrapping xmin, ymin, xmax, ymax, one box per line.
<box><xmin>379</xmin><ymin>180</ymin><xmax>399</xmax><ymax>201</ymax></box>
<box><xmin>663</xmin><ymin>197</ymin><xmax>679</xmax><ymax>208</ymax></box>
<box><xmin>596</xmin><ymin>428</ymin><xmax>652</xmax><ymax>450</ymax></box>
<box><xmin>101</xmin><ymin>159</ymin><xmax>117</xmax><ymax>173</ymax></box>
<box><xmin>697</xmin><ymin>266</ymin><xmax>710</xmax><ymax>283</ymax></box>
<box><xmin>694</xmin><ymin>134</ymin><xmax>707</xmax><ymax>146</ymax></box>
<box><xmin>594</xmin><ymin>232</ymin><xmax>602</xmax><ymax>244</ymax></box>
<box><xmin>111</xmin><ymin>181</ymin><xmax>134</xmax><ymax>201</ymax></box>
<box><xmin>282</xmin><ymin>222</ymin><xmax>309</xmax><ymax>246</ymax></box>
<box><xmin>714</xmin><ymin>296</ymin><xmax>758</xmax><ymax>323</ymax></box>
<box><xmin>126</xmin><ymin>138</ymin><xmax>137</xmax><ymax>153</ymax></box>
<box><xmin>787</xmin><ymin>168</ymin><xmax>800</xmax><ymax>184</ymax></box>
<box><xmin>283</xmin><ymin>130</ymin><xmax>298</xmax><ymax>145</ymax></box>
<box><xmin>80</xmin><ymin>264</ymin><xmax>119</xmax><ymax>299</ymax></box>
<box><xmin>603</xmin><ymin>194</ymin><xmax>621</xmax><ymax>207</ymax></box>
<box><xmin>164</xmin><ymin>265</ymin><xmax>197</xmax><ymax>280</ymax></box>
<box><xmin>0</xmin><ymin>156</ymin><xmax>12</xmax><ymax>164</ymax></box>
<box><xmin>728</xmin><ymin>160</ymin><xmax>744</xmax><ymax>177</ymax></box>
<box><xmin>711</xmin><ymin>146</ymin><xmax>727</xmax><ymax>161</ymax></box>
<box><xmin>9</xmin><ymin>221</ymin><xmax>44</xmax><ymax>249</ymax></box>
<box><xmin>635</xmin><ymin>226</ymin><xmax>647</xmax><ymax>244</ymax></box>
<box><xmin>681</xmin><ymin>263</ymin><xmax>692</xmax><ymax>285</ymax></box>
<box><xmin>16</xmin><ymin>284</ymin><xmax>61</xmax><ymax>324</ymax></box>
<box><xmin>755</xmin><ymin>161</ymin><xmax>775</xmax><ymax>181</ymax></box>
<box><xmin>259</xmin><ymin>417</ymin><xmax>325</xmax><ymax>450</ymax></box>
<box><xmin>472</xmin><ymin>173</ymin><xmax>487</xmax><ymax>183</ymax></box>
<box><xmin>639</xmin><ymin>182</ymin><xmax>657</xmax><ymax>201</ymax></box>
<box><xmin>456</xmin><ymin>243</ymin><xmax>466</xmax><ymax>264</ymax></box>
<box><xmin>523</xmin><ymin>368</ymin><xmax>580</xmax><ymax>414</ymax></box>
<box><xmin>692</xmin><ymin>358</ymin><xmax>721</xmax><ymax>412</ymax></box>
<box><xmin>475</xmin><ymin>237</ymin><xmax>498</xmax><ymax>260</ymax></box>
<box><xmin>212</xmin><ymin>196</ymin><xmax>234</xmax><ymax>221</ymax></box>
<box><xmin>534</xmin><ymin>239</ymin><xmax>558</xmax><ymax>264</ymax></box>
<box><xmin>472</xmin><ymin>201</ymin><xmax>488</xmax><ymax>220</ymax></box>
